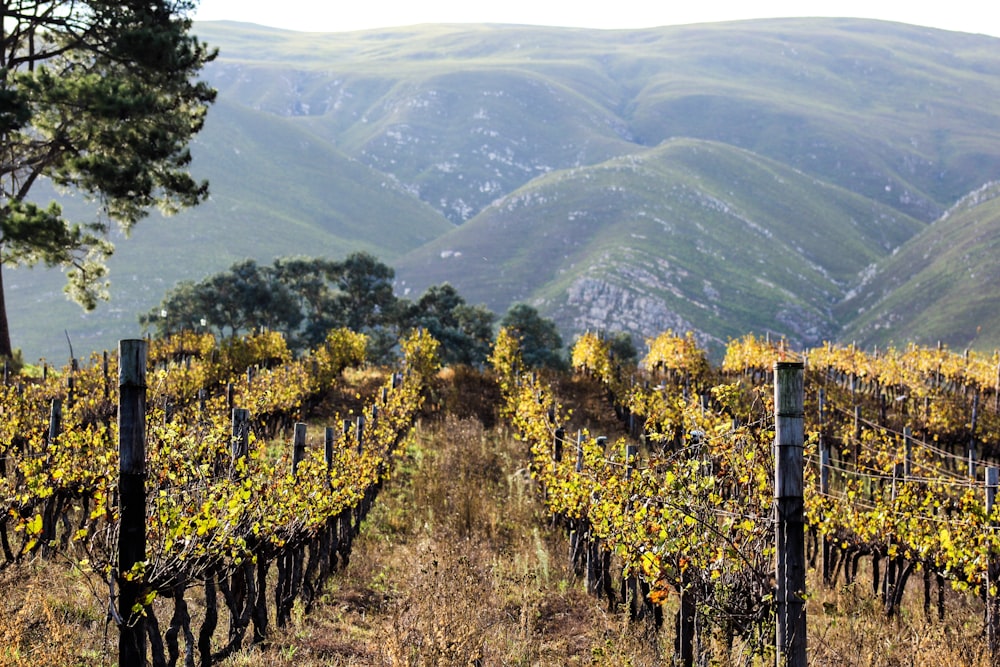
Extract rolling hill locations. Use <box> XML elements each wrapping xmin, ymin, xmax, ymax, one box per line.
<box><xmin>839</xmin><ymin>182</ymin><xmax>1000</xmax><ymax>352</ymax></box>
<box><xmin>393</xmin><ymin>138</ymin><xmax>923</xmax><ymax>355</ymax></box>
<box><xmin>9</xmin><ymin>18</ymin><xmax>1000</xmax><ymax>361</ymax></box>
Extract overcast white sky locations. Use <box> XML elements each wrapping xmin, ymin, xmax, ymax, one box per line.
<box><xmin>191</xmin><ymin>0</ymin><xmax>1000</xmax><ymax>38</ymax></box>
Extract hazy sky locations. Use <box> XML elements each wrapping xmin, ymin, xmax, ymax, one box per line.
<box><xmin>191</xmin><ymin>0</ymin><xmax>1000</xmax><ymax>38</ymax></box>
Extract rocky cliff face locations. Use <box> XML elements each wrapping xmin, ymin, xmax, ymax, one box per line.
<box><xmin>560</xmin><ymin>272</ymin><xmax>836</xmax><ymax>355</ymax></box>
<box><xmin>561</xmin><ymin>277</ymin><xmax>721</xmax><ymax>350</ymax></box>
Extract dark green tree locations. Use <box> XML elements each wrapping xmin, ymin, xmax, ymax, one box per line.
<box><xmin>402</xmin><ymin>283</ymin><xmax>496</xmax><ymax>366</ymax></box>
<box><xmin>142</xmin><ymin>253</ymin><xmax>406</xmax><ymax>354</ymax></box>
<box><xmin>332</xmin><ymin>251</ymin><xmax>397</xmax><ymax>332</ymax></box>
<box><xmin>0</xmin><ymin>1</ymin><xmax>217</xmax><ymax>358</ymax></box>
<box><xmin>271</xmin><ymin>256</ymin><xmax>342</xmax><ymax>343</ymax></box>
<box><xmin>608</xmin><ymin>331</ymin><xmax>638</xmax><ymax>366</ymax></box>
<box><xmin>499</xmin><ymin>303</ymin><xmax>566</xmax><ymax>370</ymax></box>
<box><xmin>139</xmin><ymin>259</ymin><xmax>302</xmax><ymax>340</ymax></box>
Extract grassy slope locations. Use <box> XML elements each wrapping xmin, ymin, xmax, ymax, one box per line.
<box><xmin>194</xmin><ymin>18</ymin><xmax>1000</xmax><ymax>354</ymax></box>
<box><xmin>395</xmin><ymin>139</ymin><xmax>923</xmax><ymax>354</ymax></box>
<box><xmin>6</xmin><ymin>97</ymin><xmax>452</xmax><ymax>362</ymax></box>
<box><xmin>838</xmin><ymin>182</ymin><xmax>1000</xmax><ymax>351</ymax></box>
<box><xmin>195</xmin><ymin>18</ymin><xmax>1000</xmax><ymax>224</ymax></box>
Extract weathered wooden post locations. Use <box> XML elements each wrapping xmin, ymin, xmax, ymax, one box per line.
<box><xmin>775</xmin><ymin>361</ymin><xmax>806</xmax><ymax>667</ymax></box>
<box><xmin>575</xmin><ymin>431</ymin><xmax>585</xmax><ymax>474</ymax></box>
<box><xmin>553</xmin><ymin>427</ymin><xmax>565</xmax><ymax>464</ymax></box>
<box><xmin>66</xmin><ymin>372</ymin><xmax>76</xmax><ymax>409</ymax></box>
<box><xmin>818</xmin><ymin>388</ymin><xmax>831</xmax><ymax>584</ymax></box>
<box><xmin>227</xmin><ymin>406</ymin><xmax>254</xmax><ymax>646</ymax></box>
<box><xmin>325</xmin><ymin>427</ymin><xmax>335</xmax><ymax>481</ymax></box>
<box><xmin>854</xmin><ymin>405</ymin><xmax>862</xmax><ymax>470</ymax></box>
<box><xmin>293</xmin><ymin>423</ymin><xmax>307</xmax><ymax>475</ymax></box>
<box><xmin>47</xmin><ymin>398</ymin><xmax>62</xmax><ymax>446</ymax></box>
<box><xmin>586</xmin><ymin>490</ymin><xmax>601</xmax><ymax>597</ymax></box>
<box><xmin>355</xmin><ymin>416</ymin><xmax>365</xmax><ymax>455</ymax></box>
<box><xmin>623</xmin><ymin>441</ymin><xmax>641</xmax><ymax>619</ymax></box>
<box><xmin>102</xmin><ymin>350</ymin><xmax>110</xmax><ymax>401</ymax></box>
<box><xmin>118</xmin><ymin>339</ymin><xmax>147</xmax><ymax>665</ymax></box>
<box><xmin>903</xmin><ymin>427</ymin><xmax>913</xmax><ymax>479</ymax></box>
<box><xmin>970</xmin><ymin>392</ymin><xmax>980</xmax><ymax>481</ymax></box>
<box><xmin>324</xmin><ymin>424</ymin><xmax>338</xmax><ymax>561</ymax></box>
<box><xmin>231</xmin><ymin>408</ymin><xmax>251</xmax><ymax>464</ymax></box>
<box><xmin>986</xmin><ymin>466</ymin><xmax>999</xmax><ymax>660</ymax></box>
<box><xmin>625</xmin><ymin>443</ymin><xmax>638</xmax><ymax>480</ymax></box>
<box><xmin>994</xmin><ymin>360</ymin><xmax>1000</xmax><ymax>412</ymax></box>
<box><xmin>570</xmin><ymin>431</ymin><xmax>586</xmax><ymax>573</ymax></box>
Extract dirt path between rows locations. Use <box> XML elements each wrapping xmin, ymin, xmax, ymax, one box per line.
<box><xmin>240</xmin><ymin>377</ymin><xmax>661</xmax><ymax>666</ymax></box>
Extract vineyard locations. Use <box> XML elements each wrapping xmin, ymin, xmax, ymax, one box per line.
<box><xmin>0</xmin><ymin>327</ymin><xmax>436</xmax><ymax>666</ymax></box>
<box><xmin>2</xmin><ymin>327</ymin><xmax>1000</xmax><ymax>664</ymax></box>
<box><xmin>497</xmin><ymin>330</ymin><xmax>1000</xmax><ymax>666</ymax></box>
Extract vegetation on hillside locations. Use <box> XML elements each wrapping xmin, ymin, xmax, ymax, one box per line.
<box><xmin>10</xmin><ymin>19</ymin><xmax>1000</xmax><ymax>364</ymax></box>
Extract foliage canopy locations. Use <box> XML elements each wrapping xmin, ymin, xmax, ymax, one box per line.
<box><xmin>0</xmin><ymin>1</ymin><xmax>217</xmax><ymax>357</ymax></box>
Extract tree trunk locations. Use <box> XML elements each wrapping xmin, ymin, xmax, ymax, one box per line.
<box><xmin>0</xmin><ymin>263</ymin><xmax>13</xmax><ymax>360</ymax></box>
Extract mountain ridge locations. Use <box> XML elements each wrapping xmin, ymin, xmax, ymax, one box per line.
<box><xmin>9</xmin><ymin>18</ymin><xmax>1000</xmax><ymax>361</ymax></box>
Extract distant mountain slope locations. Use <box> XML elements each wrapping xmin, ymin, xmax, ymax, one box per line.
<box><xmin>195</xmin><ymin>18</ymin><xmax>1000</xmax><ymax>224</ymax></box>
<box><xmin>9</xmin><ymin>19</ymin><xmax>1000</xmax><ymax>361</ymax></box>
<box><xmin>838</xmin><ymin>182</ymin><xmax>1000</xmax><ymax>351</ymax></box>
<box><xmin>394</xmin><ymin>138</ymin><xmax>923</xmax><ymax>354</ymax></box>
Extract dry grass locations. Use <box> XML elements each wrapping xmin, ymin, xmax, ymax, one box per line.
<box><xmin>808</xmin><ymin>565</ymin><xmax>990</xmax><ymax>667</ymax></box>
<box><xmin>0</xmin><ymin>559</ymin><xmax>109</xmax><ymax>666</ymax></box>
<box><xmin>237</xmin><ymin>415</ymin><xmax>661</xmax><ymax>666</ymax></box>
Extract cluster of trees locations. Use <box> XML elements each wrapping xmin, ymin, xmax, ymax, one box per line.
<box><xmin>140</xmin><ymin>253</ymin><xmax>574</xmax><ymax>368</ymax></box>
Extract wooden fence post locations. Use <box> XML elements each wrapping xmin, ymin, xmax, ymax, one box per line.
<box><xmin>575</xmin><ymin>431</ymin><xmax>584</xmax><ymax>474</ymax></box>
<box><xmin>102</xmin><ymin>350</ymin><xmax>110</xmax><ymax>401</ymax></box>
<box><xmin>47</xmin><ymin>398</ymin><xmax>62</xmax><ymax>446</ymax></box>
<box><xmin>625</xmin><ymin>443</ymin><xmax>638</xmax><ymax>480</ymax></box>
<box><xmin>775</xmin><ymin>361</ymin><xmax>806</xmax><ymax>667</ymax></box>
<box><xmin>118</xmin><ymin>339</ymin><xmax>148</xmax><ymax>665</ymax></box>
<box><xmin>355</xmin><ymin>416</ymin><xmax>365</xmax><ymax>455</ymax></box>
<box><xmin>325</xmin><ymin>427</ymin><xmax>335</xmax><ymax>482</ymax></box>
<box><xmin>903</xmin><ymin>427</ymin><xmax>913</xmax><ymax>479</ymax></box>
<box><xmin>819</xmin><ymin>402</ymin><xmax>831</xmax><ymax>585</ymax></box>
<box><xmin>854</xmin><ymin>405</ymin><xmax>862</xmax><ymax>470</ymax></box>
<box><xmin>994</xmin><ymin>361</ymin><xmax>1000</xmax><ymax>412</ymax></box>
<box><xmin>970</xmin><ymin>392</ymin><xmax>980</xmax><ymax>481</ymax></box>
<box><xmin>570</xmin><ymin>431</ymin><xmax>585</xmax><ymax>574</ymax></box>
<box><xmin>293</xmin><ymin>423</ymin><xmax>307</xmax><ymax>476</ymax></box>
<box><xmin>986</xmin><ymin>466</ymin><xmax>999</xmax><ymax>660</ymax></box>
<box><xmin>232</xmin><ymin>408</ymin><xmax>251</xmax><ymax>464</ymax></box>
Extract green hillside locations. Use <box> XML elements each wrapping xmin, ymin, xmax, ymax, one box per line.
<box><xmin>8</xmin><ymin>19</ymin><xmax>1000</xmax><ymax>361</ymax></box>
<box><xmin>194</xmin><ymin>18</ymin><xmax>1000</xmax><ymax>224</ymax></box>
<box><xmin>394</xmin><ymin>139</ymin><xmax>923</xmax><ymax>355</ymax></box>
<box><xmin>7</xmin><ymin>97</ymin><xmax>452</xmax><ymax>362</ymax></box>
<box><xmin>838</xmin><ymin>182</ymin><xmax>1000</xmax><ymax>351</ymax></box>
